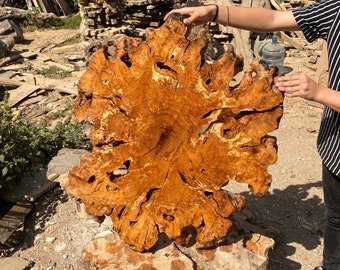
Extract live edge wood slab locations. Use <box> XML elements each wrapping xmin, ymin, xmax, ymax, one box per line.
<box><xmin>65</xmin><ymin>19</ymin><xmax>284</xmax><ymax>252</ymax></box>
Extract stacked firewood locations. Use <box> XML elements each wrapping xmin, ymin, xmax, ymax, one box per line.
<box><xmin>78</xmin><ymin>0</ymin><xmax>186</xmax><ymax>43</ymax></box>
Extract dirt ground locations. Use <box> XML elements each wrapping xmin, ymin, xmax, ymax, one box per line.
<box><xmin>1</xmin><ymin>28</ymin><xmax>327</xmax><ymax>269</ymax></box>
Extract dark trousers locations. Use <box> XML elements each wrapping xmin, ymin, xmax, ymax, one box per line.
<box><xmin>322</xmin><ymin>164</ymin><xmax>340</xmax><ymax>270</ymax></box>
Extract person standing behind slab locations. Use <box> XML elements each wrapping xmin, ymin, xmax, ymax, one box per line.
<box><xmin>165</xmin><ymin>2</ymin><xmax>340</xmax><ymax>270</ymax></box>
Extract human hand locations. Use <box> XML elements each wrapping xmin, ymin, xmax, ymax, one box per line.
<box><xmin>164</xmin><ymin>6</ymin><xmax>216</xmax><ymax>36</ymax></box>
<box><xmin>275</xmin><ymin>74</ymin><xmax>322</xmax><ymax>101</ymax></box>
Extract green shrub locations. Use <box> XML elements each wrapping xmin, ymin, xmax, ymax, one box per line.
<box><xmin>0</xmin><ymin>95</ymin><xmax>89</xmax><ymax>190</ymax></box>
<box><xmin>36</xmin><ymin>66</ymin><xmax>73</xmax><ymax>79</ymax></box>
<box><xmin>22</xmin><ymin>10</ymin><xmax>81</xmax><ymax>31</ymax></box>
<box><xmin>58</xmin><ymin>14</ymin><xmax>82</xmax><ymax>29</ymax></box>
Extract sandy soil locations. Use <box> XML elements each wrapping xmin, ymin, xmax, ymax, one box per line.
<box><xmin>1</xmin><ymin>28</ymin><xmax>328</xmax><ymax>270</ymax></box>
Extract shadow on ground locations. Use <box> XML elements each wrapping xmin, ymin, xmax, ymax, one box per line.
<box><xmin>238</xmin><ymin>179</ymin><xmax>324</xmax><ymax>270</ymax></box>
<box><xmin>19</xmin><ymin>186</ymin><xmax>68</xmax><ymax>252</ymax></box>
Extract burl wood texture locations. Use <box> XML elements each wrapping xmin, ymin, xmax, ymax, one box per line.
<box><xmin>66</xmin><ymin>20</ymin><xmax>284</xmax><ymax>252</ymax></box>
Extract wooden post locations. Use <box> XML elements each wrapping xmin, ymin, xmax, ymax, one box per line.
<box><xmin>55</xmin><ymin>0</ymin><xmax>72</xmax><ymax>16</ymax></box>
<box><xmin>25</xmin><ymin>0</ymin><xmax>33</xmax><ymax>9</ymax></box>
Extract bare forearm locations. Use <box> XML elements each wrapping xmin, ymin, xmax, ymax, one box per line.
<box><xmin>315</xmin><ymin>86</ymin><xmax>340</xmax><ymax>113</ymax></box>
<box><xmin>215</xmin><ymin>6</ymin><xmax>300</xmax><ymax>32</ymax></box>
<box><xmin>165</xmin><ymin>5</ymin><xmax>300</xmax><ymax>32</ymax></box>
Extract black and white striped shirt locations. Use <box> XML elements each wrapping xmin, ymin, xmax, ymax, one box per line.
<box><xmin>293</xmin><ymin>0</ymin><xmax>340</xmax><ymax>176</ymax></box>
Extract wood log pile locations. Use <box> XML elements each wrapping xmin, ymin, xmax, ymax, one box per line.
<box><xmin>78</xmin><ymin>0</ymin><xmax>186</xmax><ymax>44</ymax></box>
<box><xmin>0</xmin><ymin>0</ymin><xmax>74</xmax><ymax>16</ymax></box>
<box><xmin>66</xmin><ymin>18</ymin><xmax>284</xmax><ymax>252</ymax></box>
<box><xmin>77</xmin><ymin>0</ymin><xmax>320</xmax><ymax>62</ymax></box>
<box><xmin>0</xmin><ymin>19</ymin><xmax>24</xmax><ymax>58</ymax></box>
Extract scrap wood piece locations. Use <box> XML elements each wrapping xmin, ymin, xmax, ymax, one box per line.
<box><xmin>0</xmin><ymin>70</ymin><xmax>15</xmax><ymax>79</ymax></box>
<box><xmin>269</xmin><ymin>0</ymin><xmax>307</xmax><ymax>50</ymax></box>
<box><xmin>20</xmin><ymin>51</ymin><xmax>38</xmax><ymax>60</ymax></box>
<box><xmin>1</xmin><ymin>77</ymin><xmax>77</xmax><ymax>97</ymax></box>
<box><xmin>0</xmin><ymin>36</ymin><xmax>15</xmax><ymax>58</ymax></box>
<box><xmin>17</xmin><ymin>95</ymin><xmax>43</xmax><ymax>107</ymax></box>
<box><xmin>315</xmin><ymin>40</ymin><xmax>328</xmax><ymax>85</ymax></box>
<box><xmin>29</xmin><ymin>0</ymin><xmax>61</xmax><ymax>15</ymax></box>
<box><xmin>25</xmin><ymin>0</ymin><xmax>33</xmax><ymax>9</ymax></box>
<box><xmin>0</xmin><ymin>199</ymin><xmax>33</xmax><ymax>245</ymax></box>
<box><xmin>8</xmin><ymin>83</ymin><xmax>40</xmax><ymax>107</ymax></box>
<box><xmin>231</xmin><ymin>211</ymin><xmax>281</xmax><ymax>239</ymax></box>
<box><xmin>0</xmin><ymin>7</ymin><xmax>27</xmax><ymax>22</ymax></box>
<box><xmin>0</xmin><ymin>166</ymin><xmax>57</xmax><ymax>203</ymax></box>
<box><xmin>55</xmin><ymin>0</ymin><xmax>72</xmax><ymax>16</ymax></box>
<box><xmin>0</xmin><ymin>77</ymin><xmax>23</xmax><ymax>88</ymax></box>
<box><xmin>269</xmin><ymin>0</ymin><xmax>286</xmax><ymax>10</ymax></box>
<box><xmin>32</xmin><ymin>75</ymin><xmax>79</xmax><ymax>95</ymax></box>
<box><xmin>0</xmin><ymin>52</ymin><xmax>22</xmax><ymax>67</ymax></box>
<box><xmin>0</xmin><ymin>63</ymin><xmax>28</xmax><ymax>71</ymax></box>
<box><xmin>53</xmin><ymin>82</ymin><xmax>78</xmax><ymax>96</ymax></box>
<box><xmin>36</xmin><ymin>0</ymin><xmax>51</xmax><ymax>13</ymax></box>
<box><xmin>66</xmin><ymin>19</ymin><xmax>284</xmax><ymax>252</ymax></box>
<box><xmin>276</xmin><ymin>31</ymin><xmax>305</xmax><ymax>51</ymax></box>
<box><xmin>39</xmin><ymin>33</ymin><xmax>81</xmax><ymax>54</ymax></box>
<box><xmin>33</xmin><ymin>59</ymin><xmax>75</xmax><ymax>72</ymax></box>
<box><xmin>31</xmin><ymin>0</ymin><xmax>39</xmax><ymax>8</ymax></box>
<box><xmin>0</xmin><ymin>19</ymin><xmax>24</xmax><ymax>42</ymax></box>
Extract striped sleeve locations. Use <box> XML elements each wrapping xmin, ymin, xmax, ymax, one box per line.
<box><xmin>293</xmin><ymin>1</ymin><xmax>340</xmax><ymax>176</ymax></box>
<box><xmin>292</xmin><ymin>0</ymin><xmax>338</xmax><ymax>42</ymax></box>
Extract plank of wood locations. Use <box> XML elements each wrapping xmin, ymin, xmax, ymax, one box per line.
<box><xmin>40</xmin><ymin>33</ymin><xmax>81</xmax><ymax>54</ymax></box>
<box><xmin>25</xmin><ymin>0</ymin><xmax>33</xmax><ymax>9</ymax></box>
<box><xmin>45</xmin><ymin>60</ymin><xmax>75</xmax><ymax>72</ymax></box>
<box><xmin>7</xmin><ymin>20</ymin><xmax>24</xmax><ymax>42</ymax></box>
<box><xmin>0</xmin><ymin>200</ymin><xmax>33</xmax><ymax>244</ymax></box>
<box><xmin>32</xmin><ymin>0</ymin><xmax>40</xmax><ymax>10</ymax></box>
<box><xmin>0</xmin><ymin>53</ymin><xmax>22</xmax><ymax>67</ymax></box>
<box><xmin>50</xmin><ymin>0</ymin><xmax>61</xmax><ymax>16</ymax></box>
<box><xmin>42</xmin><ymin>0</ymin><xmax>57</xmax><ymax>14</ymax></box>
<box><xmin>0</xmin><ymin>76</ymin><xmax>78</xmax><ymax>96</ymax></box>
<box><xmin>0</xmin><ymin>77</ymin><xmax>23</xmax><ymax>88</ymax></box>
<box><xmin>276</xmin><ymin>31</ymin><xmax>304</xmax><ymax>51</ymax></box>
<box><xmin>8</xmin><ymin>83</ymin><xmax>40</xmax><ymax>107</ymax></box>
<box><xmin>315</xmin><ymin>40</ymin><xmax>328</xmax><ymax>84</ymax></box>
<box><xmin>0</xmin><ymin>64</ymin><xmax>28</xmax><ymax>71</ymax></box>
<box><xmin>0</xmin><ymin>70</ymin><xmax>15</xmax><ymax>79</ymax></box>
<box><xmin>17</xmin><ymin>95</ymin><xmax>43</xmax><ymax>107</ymax></box>
<box><xmin>23</xmin><ymin>182</ymin><xmax>57</xmax><ymax>202</ymax></box>
<box><xmin>36</xmin><ymin>0</ymin><xmax>48</xmax><ymax>13</ymax></box>
<box><xmin>0</xmin><ymin>19</ymin><xmax>15</xmax><ymax>35</ymax></box>
<box><xmin>54</xmin><ymin>82</ymin><xmax>78</xmax><ymax>96</ymax></box>
<box><xmin>55</xmin><ymin>0</ymin><xmax>72</xmax><ymax>16</ymax></box>
<box><xmin>20</xmin><ymin>51</ymin><xmax>38</xmax><ymax>59</ymax></box>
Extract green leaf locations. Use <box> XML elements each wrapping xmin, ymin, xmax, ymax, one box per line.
<box><xmin>2</xmin><ymin>166</ymin><xmax>8</xmax><ymax>177</ymax></box>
